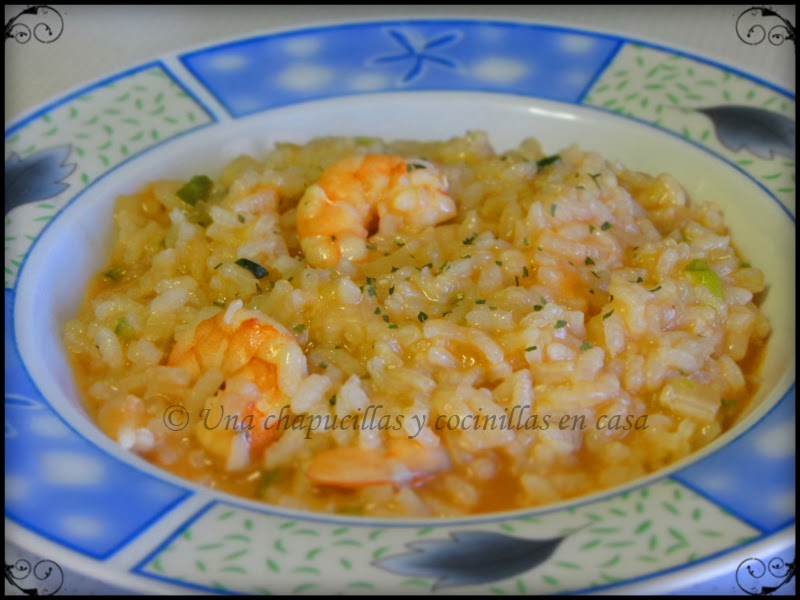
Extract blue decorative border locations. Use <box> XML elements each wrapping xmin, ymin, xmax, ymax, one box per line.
<box><xmin>4</xmin><ymin>17</ymin><xmax>795</xmax><ymax>593</ymax></box>
<box><xmin>672</xmin><ymin>385</ymin><xmax>796</xmax><ymax>533</ymax></box>
<box><xmin>180</xmin><ymin>20</ymin><xmax>624</xmax><ymax>117</ymax></box>
<box><xmin>5</xmin><ymin>290</ymin><xmax>192</xmax><ymax>559</ymax></box>
<box><xmin>4</xmin><ymin>61</ymin><xmax>220</xmax><ymax>140</ymax></box>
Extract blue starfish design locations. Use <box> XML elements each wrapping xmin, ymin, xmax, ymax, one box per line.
<box><xmin>371</xmin><ymin>29</ymin><xmax>462</xmax><ymax>84</ymax></box>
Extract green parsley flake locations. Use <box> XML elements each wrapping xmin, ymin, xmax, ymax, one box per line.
<box><xmin>235</xmin><ymin>258</ymin><xmax>269</xmax><ymax>279</ymax></box>
<box><xmin>104</xmin><ymin>266</ymin><xmax>126</xmax><ymax>281</ymax></box>
<box><xmin>114</xmin><ymin>316</ymin><xmax>134</xmax><ymax>339</ymax></box>
<box><xmin>536</xmin><ymin>154</ymin><xmax>561</xmax><ymax>169</ymax></box>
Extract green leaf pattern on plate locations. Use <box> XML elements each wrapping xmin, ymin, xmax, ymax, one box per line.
<box><xmin>4</xmin><ymin>66</ymin><xmax>212</xmax><ymax>288</ymax></box>
<box><xmin>140</xmin><ymin>479</ymin><xmax>756</xmax><ymax>594</ymax></box>
<box><xmin>584</xmin><ymin>44</ymin><xmax>795</xmax><ymax>214</ymax></box>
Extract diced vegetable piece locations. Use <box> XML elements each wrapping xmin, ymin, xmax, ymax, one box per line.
<box><xmin>177</xmin><ymin>175</ymin><xmax>213</xmax><ymax>206</ymax></box>
<box><xmin>685</xmin><ymin>259</ymin><xmax>724</xmax><ymax>299</ymax></box>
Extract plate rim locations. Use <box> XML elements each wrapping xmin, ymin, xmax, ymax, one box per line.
<box><xmin>5</xmin><ymin>15</ymin><xmax>796</xmax><ymax>595</ymax></box>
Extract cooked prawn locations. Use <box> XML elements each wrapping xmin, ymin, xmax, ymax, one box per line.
<box><xmin>306</xmin><ymin>439</ymin><xmax>451</xmax><ymax>488</ymax></box>
<box><xmin>296</xmin><ymin>154</ymin><xmax>457</xmax><ymax>267</ymax></box>
<box><xmin>168</xmin><ymin>299</ymin><xmax>307</xmax><ymax>470</ymax></box>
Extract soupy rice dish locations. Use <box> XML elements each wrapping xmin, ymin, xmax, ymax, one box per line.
<box><xmin>64</xmin><ymin>131</ymin><xmax>770</xmax><ymax>517</ymax></box>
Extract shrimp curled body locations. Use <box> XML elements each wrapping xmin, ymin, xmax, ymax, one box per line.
<box><xmin>306</xmin><ymin>439</ymin><xmax>451</xmax><ymax>489</ymax></box>
<box><xmin>168</xmin><ymin>300</ymin><xmax>307</xmax><ymax>471</ymax></box>
<box><xmin>297</xmin><ymin>154</ymin><xmax>457</xmax><ymax>268</ymax></box>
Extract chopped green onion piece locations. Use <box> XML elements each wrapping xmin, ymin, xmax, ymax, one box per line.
<box><xmin>525</xmin><ymin>346</ymin><xmax>538</xmax><ymax>352</ymax></box>
<box><xmin>580</xmin><ymin>342</ymin><xmax>593</xmax><ymax>350</ymax></box>
<box><xmin>235</xmin><ymin>258</ymin><xmax>269</xmax><ymax>279</ymax></box>
<box><xmin>237</xmin><ymin>213</ymin><xmax>245</xmax><ymax>223</ymax></box>
<box><xmin>684</xmin><ymin>259</ymin><xmax>724</xmax><ymax>298</ymax></box>
<box><xmin>293</xmin><ymin>324</ymin><xmax>306</xmax><ymax>333</ymax></box>
<box><xmin>533</xmin><ymin>304</ymin><xmax>543</xmax><ymax>311</ymax></box>
<box><xmin>476</xmin><ymin>299</ymin><xmax>486</xmax><ymax>304</ymax></box>
<box><xmin>388</xmin><ymin>323</ymin><xmax>399</xmax><ymax>329</ymax></box>
<box><xmin>329</xmin><ymin>395</ymin><xmax>337</xmax><ymax>406</ymax></box>
<box><xmin>649</xmin><ymin>285</ymin><xmax>662</xmax><ymax>293</ymax></box>
<box><xmin>601</xmin><ymin>221</ymin><xmax>612</xmax><ymax>231</ymax></box>
<box><xmin>417</xmin><ymin>311</ymin><xmax>428</xmax><ymax>322</ymax></box>
<box><xmin>585</xmin><ymin>256</ymin><xmax>595</xmax><ymax>265</ymax></box>
<box><xmin>554</xmin><ymin>319</ymin><xmax>567</xmax><ymax>329</ymax></box>
<box><xmin>603</xmin><ymin>310</ymin><xmax>614</xmax><ymax>320</ymax></box>
<box><xmin>463</xmin><ymin>233</ymin><xmax>477</xmax><ymax>245</ymax></box>
<box><xmin>177</xmin><ymin>175</ymin><xmax>213</xmax><ymax>206</ymax></box>
<box><xmin>406</xmin><ymin>162</ymin><xmax>427</xmax><ymax>172</ymax></box>
<box><xmin>550</xmin><ymin>204</ymin><xmax>557</xmax><ymax>216</ymax></box>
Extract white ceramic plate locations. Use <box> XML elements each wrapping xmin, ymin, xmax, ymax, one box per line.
<box><xmin>5</xmin><ymin>18</ymin><xmax>795</xmax><ymax>595</ymax></box>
